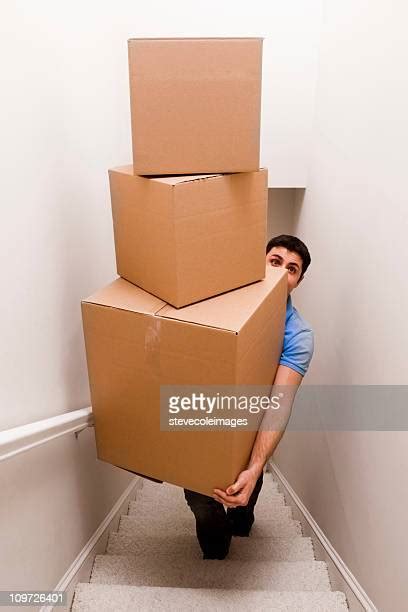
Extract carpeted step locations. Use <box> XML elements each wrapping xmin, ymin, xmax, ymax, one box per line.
<box><xmin>130</xmin><ymin>487</ymin><xmax>288</xmax><ymax>509</ymax></box>
<box><xmin>90</xmin><ymin>554</ymin><xmax>331</xmax><ymax>591</ymax></box>
<box><xmin>106</xmin><ymin>532</ymin><xmax>315</xmax><ymax>561</ymax></box>
<box><xmin>128</xmin><ymin>498</ymin><xmax>293</xmax><ymax>521</ymax></box>
<box><xmin>72</xmin><ymin>583</ymin><xmax>349</xmax><ymax>611</ymax></box>
<box><xmin>118</xmin><ymin>511</ymin><xmax>303</xmax><ymax>539</ymax></box>
<box><xmin>132</xmin><ymin>488</ymin><xmax>287</xmax><ymax>510</ymax></box>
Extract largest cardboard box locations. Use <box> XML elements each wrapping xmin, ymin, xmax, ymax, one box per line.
<box><xmin>81</xmin><ymin>266</ymin><xmax>287</xmax><ymax>496</ymax></box>
<box><xmin>109</xmin><ymin>165</ymin><xmax>268</xmax><ymax>308</ymax></box>
<box><xmin>128</xmin><ymin>37</ymin><xmax>263</xmax><ymax>175</ymax></box>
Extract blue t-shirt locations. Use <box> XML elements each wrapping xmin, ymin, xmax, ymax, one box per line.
<box><xmin>279</xmin><ymin>294</ymin><xmax>314</xmax><ymax>376</ymax></box>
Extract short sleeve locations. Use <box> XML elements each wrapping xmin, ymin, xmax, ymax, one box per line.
<box><xmin>279</xmin><ymin>328</ymin><xmax>314</xmax><ymax>376</ymax></box>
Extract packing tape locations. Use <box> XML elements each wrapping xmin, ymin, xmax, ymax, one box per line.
<box><xmin>144</xmin><ymin>316</ymin><xmax>161</xmax><ymax>377</ymax></box>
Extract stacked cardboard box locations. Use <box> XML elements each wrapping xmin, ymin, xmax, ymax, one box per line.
<box><xmin>81</xmin><ymin>38</ymin><xmax>288</xmax><ymax>496</ymax></box>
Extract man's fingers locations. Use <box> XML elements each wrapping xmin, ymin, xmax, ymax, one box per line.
<box><xmin>226</xmin><ymin>478</ymin><xmax>243</xmax><ymax>495</ymax></box>
<box><xmin>213</xmin><ymin>494</ymin><xmax>236</xmax><ymax>507</ymax></box>
<box><xmin>223</xmin><ymin>474</ymin><xmax>247</xmax><ymax>496</ymax></box>
<box><xmin>213</xmin><ymin>488</ymin><xmax>231</xmax><ymax>504</ymax></box>
<box><xmin>213</xmin><ymin>487</ymin><xmax>249</xmax><ymax>507</ymax></box>
<box><xmin>226</xmin><ymin>482</ymin><xmax>242</xmax><ymax>495</ymax></box>
<box><xmin>213</xmin><ymin>487</ymin><xmax>241</xmax><ymax>502</ymax></box>
<box><xmin>213</xmin><ymin>470</ymin><xmax>255</xmax><ymax>506</ymax></box>
<box><xmin>214</xmin><ymin>495</ymin><xmax>243</xmax><ymax>508</ymax></box>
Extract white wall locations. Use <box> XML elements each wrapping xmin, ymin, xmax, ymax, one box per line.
<box><xmin>274</xmin><ymin>2</ymin><xmax>408</xmax><ymax>610</ymax></box>
<box><xmin>267</xmin><ymin>189</ymin><xmax>297</xmax><ymax>239</ymax></box>
<box><xmin>0</xmin><ymin>431</ymin><xmax>133</xmax><ymax>596</ymax></box>
<box><xmin>260</xmin><ymin>4</ymin><xmax>322</xmax><ymax>186</ymax></box>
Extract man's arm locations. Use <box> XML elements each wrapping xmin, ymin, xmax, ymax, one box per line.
<box><xmin>213</xmin><ymin>365</ymin><xmax>303</xmax><ymax>507</ymax></box>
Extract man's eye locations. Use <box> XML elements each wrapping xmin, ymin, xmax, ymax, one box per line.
<box><xmin>270</xmin><ymin>260</ymin><xmax>280</xmax><ymax>266</ymax></box>
<box><xmin>288</xmin><ymin>268</ymin><xmax>296</xmax><ymax>274</ymax></box>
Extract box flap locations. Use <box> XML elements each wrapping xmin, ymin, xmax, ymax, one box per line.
<box><xmin>82</xmin><ymin>278</ymin><xmax>166</xmax><ymax>315</ymax></box>
<box><xmin>154</xmin><ymin>168</ymin><xmax>267</xmax><ymax>187</ymax></box>
<box><xmin>109</xmin><ymin>164</ymin><xmax>134</xmax><ymax>177</ymax></box>
<box><xmin>151</xmin><ymin>174</ymin><xmax>222</xmax><ymax>185</ymax></box>
<box><xmin>109</xmin><ymin>165</ymin><xmax>222</xmax><ymax>186</ymax></box>
<box><xmin>157</xmin><ymin>266</ymin><xmax>287</xmax><ymax>332</ymax></box>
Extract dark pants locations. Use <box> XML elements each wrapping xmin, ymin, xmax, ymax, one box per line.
<box><xmin>184</xmin><ymin>472</ymin><xmax>264</xmax><ymax>559</ymax></box>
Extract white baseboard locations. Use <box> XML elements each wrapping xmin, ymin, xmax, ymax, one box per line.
<box><xmin>40</xmin><ymin>476</ymin><xmax>142</xmax><ymax>612</ymax></box>
<box><xmin>267</xmin><ymin>461</ymin><xmax>378</xmax><ymax>612</ymax></box>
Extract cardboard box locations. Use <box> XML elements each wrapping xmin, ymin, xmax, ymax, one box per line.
<box><xmin>128</xmin><ymin>37</ymin><xmax>263</xmax><ymax>175</ymax></box>
<box><xmin>81</xmin><ymin>266</ymin><xmax>287</xmax><ymax>496</ymax></box>
<box><xmin>109</xmin><ymin>165</ymin><xmax>268</xmax><ymax>308</ymax></box>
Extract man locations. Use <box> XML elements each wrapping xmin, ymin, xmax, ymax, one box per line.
<box><xmin>184</xmin><ymin>234</ymin><xmax>314</xmax><ymax>559</ymax></box>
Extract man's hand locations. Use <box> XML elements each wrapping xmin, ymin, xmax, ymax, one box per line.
<box><xmin>213</xmin><ymin>467</ymin><xmax>260</xmax><ymax>508</ymax></box>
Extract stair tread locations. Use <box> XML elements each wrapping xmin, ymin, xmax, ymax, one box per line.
<box><xmin>107</xmin><ymin>532</ymin><xmax>315</xmax><ymax>561</ymax></box>
<box><xmin>90</xmin><ymin>554</ymin><xmax>331</xmax><ymax>591</ymax></box>
<box><xmin>134</xmin><ymin>488</ymin><xmax>285</xmax><ymax>506</ymax></box>
<box><xmin>119</xmin><ymin>512</ymin><xmax>303</xmax><ymax>538</ymax></box>
<box><xmin>73</xmin><ymin>583</ymin><xmax>349</xmax><ymax>611</ymax></box>
<box><xmin>128</xmin><ymin>498</ymin><xmax>292</xmax><ymax>519</ymax></box>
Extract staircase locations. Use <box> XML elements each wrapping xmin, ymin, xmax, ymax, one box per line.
<box><xmin>71</xmin><ymin>471</ymin><xmax>349</xmax><ymax>610</ymax></box>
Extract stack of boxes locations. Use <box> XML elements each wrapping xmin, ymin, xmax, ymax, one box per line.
<box><xmin>81</xmin><ymin>37</ymin><xmax>288</xmax><ymax>496</ymax></box>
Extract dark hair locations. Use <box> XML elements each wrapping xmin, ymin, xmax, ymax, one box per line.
<box><xmin>266</xmin><ymin>234</ymin><xmax>311</xmax><ymax>279</ymax></box>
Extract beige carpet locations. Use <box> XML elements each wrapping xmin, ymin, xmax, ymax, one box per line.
<box><xmin>71</xmin><ymin>471</ymin><xmax>349</xmax><ymax>610</ymax></box>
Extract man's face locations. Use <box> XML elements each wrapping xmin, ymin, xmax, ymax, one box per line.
<box><xmin>266</xmin><ymin>246</ymin><xmax>304</xmax><ymax>295</ymax></box>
